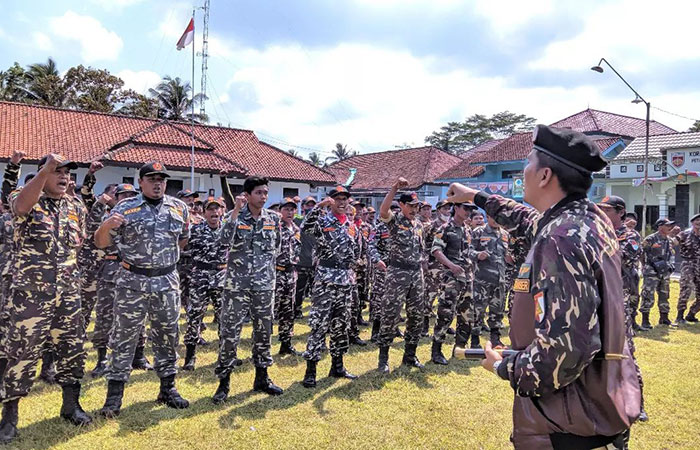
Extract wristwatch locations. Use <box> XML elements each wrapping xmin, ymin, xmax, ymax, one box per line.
<box><xmin>492</xmin><ymin>360</ymin><xmax>502</xmax><ymax>375</ymax></box>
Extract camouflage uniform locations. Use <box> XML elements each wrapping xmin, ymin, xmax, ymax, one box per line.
<box><xmin>106</xmin><ymin>194</ymin><xmax>190</xmax><ymax>383</ymax></box>
<box><xmin>430</xmin><ymin>218</ymin><xmax>474</xmax><ymax>346</ymax></box>
<box><xmin>676</xmin><ymin>229</ymin><xmax>700</xmax><ymax>315</ymax></box>
<box><xmin>0</xmin><ymin>191</ymin><xmax>87</xmax><ymax>400</ymax></box>
<box><xmin>368</xmin><ymin>222</ymin><xmax>390</xmax><ymax>322</ymax></box>
<box><xmin>504</xmin><ymin>233</ymin><xmax>528</xmax><ymax>316</ymax></box>
<box><xmin>77</xmin><ymin>172</ymin><xmax>101</xmax><ymax>329</ymax></box>
<box><xmin>617</xmin><ymin>226</ymin><xmax>643</xmax><ymax>327</ymax></box>
<box><xmin>215</xmin><ymin>206</ymin><xmax>280</xmax><ymax>377</ymax></box>
<box><xmin>0</xmin><ymin>162</ymin><xmax>20</xmax><ymax>357</ymax></box>
<box><xmin>640</xmin><ymin>231</ymin><xmax>674</xmax><ymax>315</ymax></box>
<box><xmin>185</xmin><ymin>221</ymin><xmax>228</xmax><ymax>347</ymax></box>
<box><xmin>349</xmin><ymin>221</ymin><xmax>368</xmax><ymax>341</ymax></box>
<box><xmin>378</xmin><ymin>211</ymin><xmax>425</xmax><ymax>348</ymax></box>
<box><xmin>470</xmin><ymin>223</ymin><xmax>508</xmax><ymax>340</ymax></box>
<box><xmin>294</xmin><ymin>215</ymin><xmax>316</xmax><ymax>317</ymax></box>
<box><xmin>424</xmin><ymin>216</ymin><xmax>448</xmax><ymax>319</ymax></box>
<box><xmin>275</xmin><ymin>222</ymin><xmax>301</xmax><ymax>344</ymax></box>
<box><xmin>301</xmin><ymin>206</ymin><xmax>357</xmax><ymax>362</ymax></box>
<box><xmin>178</xmin><ymin>214</ymin><xmax>202</xmax><ymax>310</ymax></box>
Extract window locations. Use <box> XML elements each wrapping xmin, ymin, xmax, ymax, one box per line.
<box><xmin>620</xmin><ymin>166</ymin><xmax>627</xmax><ymax>173</ymax></box>
<box><xmin>283</xmin><ymin>187</ymin><xmax>299</xmax><ymax>198</ymax></box>
<box><xmin>637</xmin><ymin>165</ymin><xmax>644</xmax><ymax>173</ymax></box>
<box><xmin>654</xmin><ymin>163</ymin><xmax>662</xmax><ymax>171</ymax></box>
<box><xmin>122</xmin><ymin>177</ymin><xmax>134</xmax><ymax>185</ymax></box>
<box><xmin>501</xmin><ymin>170</ymin><xmax>522</xmax><ymax>179</ymax></box>
<box><xmin>229</xmin><ymin>184</ymin><xmax>244</xmax><ymax>196</ymax></box>
<box><xmin>165</xmin><ymin>179</ymin><xmax>183</xmax><ymax>197</ymax></box>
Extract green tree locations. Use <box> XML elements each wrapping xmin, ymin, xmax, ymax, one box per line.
<box><xmin>116</xmin><ymin>90</ymin><xmax>159</xmax><ymax>118</ymax></box>
<box><xmin>425</xmin><ymin>111</ymin><xmax>536</xmax><ymax>154</ymax></box>
<box><xmin>325</xmin><ymin>143</ymin><xmax>356</xmax><ymax>164</ymax></box>
<box><xmin>63</xmin><ymin>65</ymin><xmax>133</xmax><ymax>113</ymax></box>
<box><xmin>22</xmin><ymin>57</ymin><xmax>67</xmax><ymax>107</ymax></box>
<box><xmin>307</xmin><ymin>152</ymin><xmax>324</xmax><ymax>167</ymax></box>
<box><xmin>0</xmin><ymin>63</ymin><xmax>27</xmax><ymax>102</ymax></box>
<box><xmin>689</xmin><ymin>120</ymin><xmax>700</xmax><ymax>132</ymax></box>
<box><xmin>288</xmin><ymin>149</ymin><xmax>299</xmax><ymax>158</ymax></box>
<box><xmin>148</xmin><ymin>76</ymin><xmax>207</xmax><ymax>123</ymax></box>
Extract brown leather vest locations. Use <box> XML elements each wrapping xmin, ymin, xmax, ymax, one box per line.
<box><xmin>508</xmin><ymin>226</ymin><xmax>641</xmax><ymax>449</ymax></box>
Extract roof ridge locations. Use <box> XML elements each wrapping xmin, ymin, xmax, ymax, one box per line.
<box><xmin>258</xmin><ymin>140</ymin><xmax>337</xmax><ymax>177</ymax></box>
<box><xmin>587</xmin><ymin>107</ymin><xmax>673</xmax><ymax>127</ymax></box>
<box><xmin>328</xmin><ymin>145</ymin><xmax>449</xmax><ymax>167</ymax></box>
<box><xmin>589</xmin><ymin>109</ymin><xmax>601</xmax><ymax>130</ymax></box>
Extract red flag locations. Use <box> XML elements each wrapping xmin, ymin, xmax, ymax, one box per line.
<box><xmin>176</xmin><ymin>18</ymin><xmax>194</xmax><ymax>50</ymax></box>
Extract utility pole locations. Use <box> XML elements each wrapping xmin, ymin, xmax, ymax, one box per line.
<box><xmin>199</xmin><ymin>0</ymin><xmax>210</xmax><ymax>119</ymax></box>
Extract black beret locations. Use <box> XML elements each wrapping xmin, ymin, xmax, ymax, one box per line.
<box><xmin>533</xmin><ymin>125</ymin><xmax>607</xmax><ymax>174</ymax></box>
<box><xmin>597</xmin><ymin>195</ymin><xmax>626</xmax><ymax>210</ymax></box>
<box><xmin>139</xmin><ymin>162</ymin><xmax>170</xmax><ymax>179</ymax></box>
<box><xmin>398</xmin><ymin>192</ymin><xmax>420</xmax><ymax>205</ymax></box>
<box><xmin>328</xmin><ymin>185</ymin><xmax>350</xmax><ymax>198</ymax></box>
<box><xmin>654</xmin><ymin>218</ymin><xmax>676</xmax><ymax>228</ymax></box>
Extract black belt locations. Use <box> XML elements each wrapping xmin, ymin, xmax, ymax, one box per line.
<box><xmin>318</xmin><ymin>259</ymin><xmax>350</xmax><ymax>270</ymax></box>
<box><xmin>389</xmin><ymin>260</ymin><xmax>421</xmax><ymax>271</ymax></box>
<box><xmin>194</xmin><ymin>261</ymin><xmax>226</xmax><ymax>271</ymax></box>
<box><xmin>121</xmin><ymin>262</ymin><xmax>176</xmax><ymax>277</ymax></box>
<box><xmin>276</xmin><ymin>265</ymin><xmax>295</xmax><ymax>272</ymax></box>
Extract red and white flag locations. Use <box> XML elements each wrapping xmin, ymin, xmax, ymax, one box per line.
<box><xmin>176</xmin><ymin>18</ymin><xmax>194</xmax><ymax>50</ymax></box>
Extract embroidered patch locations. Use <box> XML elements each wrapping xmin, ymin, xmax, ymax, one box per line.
<box><xmin>123</xmin><ymin>207</ymin><xmax>142</xmax><ymax>215</ymax></box>
<box><xmin>652</xmin><ymin>243</ymin><xmax>661</xmax><ymax>248</ymax></box>
<box><xmin>518</xmin><ymin>263</ymin><xmax>532</xmax><ymax>279</ymax></box>
<box><xmin>534</xmin><ymin>291</ymin><xmax>546</xmax><ymax>323</ymax></box>
<box><xmin>262</xmin><ymin>225</ymin><xmax>275</xmax><ymax>230</ymax></box>
<box><xmin>237</xmin><ymin>224</ymin><xmax>252</xmax><ymax>230</ymax></box>
<box><xmin>67</xmin><ymin>213</ymin><xmax>79</xmax><ymax>223</ymax></box>
<box><xmin>513</xmin><ymin>278</ymin><xmax>530</xmax><ymax>292</ymax></box>
<box><xmin>169</xmin><ymin>207</ymin><xmax>183</xmax><ymax>217</ymax></box>
<box><xmin>322</xmin><ymin>227</ymin><xmax>336</xmax><ymax>232</ymax></box>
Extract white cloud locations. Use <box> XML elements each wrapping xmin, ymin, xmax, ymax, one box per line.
<box><xmin>116</xmin><ymin>69</ymin><xmax>162</xmax><ymax>94</ymax></box>
<box><xmin>32</xmin><ymin>32</ymin><xmax>52</xmax><ymax>52</ymax></box>
<box><xmin>89</xmin><ymin>0</ymin><xmax>145</xmax><ymax>11</ymax></box>
<box><xmin>49</xmin><ymin>11</ymin><xmax>123</xmax><ymax>62</ymax></box>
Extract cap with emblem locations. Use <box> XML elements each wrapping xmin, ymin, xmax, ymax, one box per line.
<box><xmin>690</xmin><ymin>213</ymin><xmax>700</xmax><ymax>223</ymax></box>
<box><xmin>533</xmin><ymin>125</ymin><xmax>608</xmax><ymax>175</ymax></box>
<box><xmin>453</xmin><ymin>202</ymin><xmax>478</xmax><ymax>210</ymax></box>
<box><xmin>37</xmin><ymin>154</ymin><xmax>78</xmax><ymax>171</ymax></box>
<box><xmin>176</xmin><ymin>189</ymin><xmax>199</xmax><ymax>199</ymax></box>
<box><xmin>280</xmin><ymin>197</ymin><xmax>298</xmax><ymax>209</ymax></box>
<box><xmin>303</xmin><ymin>196</ymin><xmax>317</xmax><ymax>205</ymax></box>
<box><xmin>139</xmin><ymin>161</ymin><xmax>170</xmax><ymax>179</ymax></box>
<box><xmin>204</xmin><ymin>196</ymin><xmax>226</xmax><ymax>208</ymax></box>
<box><xmin>625</xmin><ymin>212</ymin><xmax>638</xmax><ymax>221</ymax></box>
<box><xmin>328</xmin><ymin>185</ymin><xmax>350</xmax><ymax>198</ymax></box>
<box><xmin>390</xmin><ymin>201</ymin><xmax>401</xmax><ymax>210</ymax></box>
<box><xmin>436</xmin><ymin>199</ymin><xmax>450</xmax><ymax>210</ymax></box>
<box><xmin>597</xmin><ymin>195</ymin><xmax>626</xmax><ymax>210</ymax></box>
<box><xmin>268</xmin><ymin>202</ymin><xmax>280</xmax><ymax>210</ymax></box>
<box><xmin>654</xmin><ymin>218</ymin><xmax>676</xmax><ymax>228</ymax></box>
<box><xmin>398</xmin><ymin>192</ymin><xmax>420</xmax><ymax>205</ymax></box>
<box><xmin>419</xmin><ymin>201</ymin><xmax>431</xmax><ymax>209</ymax></box>
<box><xmin>115</xmin><ymin>183</ymin><xmax>138</xmax><ymax>196</ymax></box>
<box><xmin>367</xmin><ymin>206</ymin><xmax>376</xmax><ymax>213</ymax></box>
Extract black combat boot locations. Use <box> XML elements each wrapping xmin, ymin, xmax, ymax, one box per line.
<box><xmin>132</xmin><ymin>346</ymin><xmax>153</xmax><ymax>370</ymax></box>
<box><xmin>357</xmin><ymin>312</ymin><xmax>369</xmax><ymax>327</ymax></box>
<box><xmin>470</xmin><ymin>333</ymin><xmax>481</xmax><ymax>349</ymax></box>
<box><xmin>156</xmin><ymin>375</ymin><xmax>190</xmax><ymax>409</ymax></box>
<box><xmin>328</xmin><ymin>356</ymin><xmax>357</xmax><ymax>380</ymax></box>
<box><xmin>686</xmin><ymin>312</ymin><xmax>699</xmax><ymax>323</ymax></box>
<box><xmin>673</xmin><ymin>309</ymin><xmax>687</xmax><ymax>327</ymax></box>
<box><xmin>401</xmin><ymin>343</ymin><xmax>424</xmax><ymax>369</ymax></box>
<box><xmin>39</xmin><ymin>351</ymin><xmax>57</xmax><ymax>384</ymax></box>
<box><xmin>446</xmin><ymin>327</ymin><xmax>456</xmax><ymax>335</ymax></box>
<box><xmin>489</xmin><ymin>328</ymin><xmax>505</xmax><ymax>348</ymax></box>
<box><xmin>395</xmin><ymin>327</ymin><xmax>404</xmax><ymax>338</ymax></box>
<box><xmin>377</xmin><ymin>346</ymin><xmax>390</xmax><ymax>374</ymax></box>
<box><xmin>658</xmin><ymin>312</ymin><xmax>672</xmax><ymax>326</ymax></box>
<box><xmin>631</xmin><ymin>313</ymin><xmax>642</xmax><ymax>332</ymax></box>
<box><xmin>349</xmin><ymin>335</ymin><xmax>368</xmax><ymax>346</ymax></box>
<box><xmin>253</xmin><ymin>367</ymin><xmax>283</xmax><ymax>395</ymax></box>
<box><xmin>640</xmin><ymin>312</ymin><xmax>653</xmax><ymax>331</ymax></box>
<box><xmin>91</xmin><ymin>347</ymin><xmax>108</xmax><ymax>378</ymax></box>
<box><xmin>0</xmin><ymin>400</ymin><xmax>19</xmax><ymax>445</ymax></box>
<box><xmin>279</xmin><ymin>340</ymin><xmax>301</xmax><ymax>356</ymax></box>
<box><xmin>212</xmin><ymin>375</ymin><xmax>230</xmax><ymax>404</ymax></box>
<box><xmin>431</xmin><ymin>341</ymin><xmax>448</xmax><ymax>366</ymax></box>
<box><xmin>182</xmin><ymin>344</ymin><xmax>196</xmax><ymax>371</ymax></box>
<box><xmin>370</xmin><ymin>319</ymin><xmax>381</xmax><ymax>344</ymax></box>
<box><xmin>60</xmin><ymin>383</ymin><xmax>92</xmax><ymax>426</ymax></box>
<box><xmin>302</xmin><ymin>360</ymin><xmax>317</xmax><ymax>388</ymax></box>
<box><xmin>99</xmin><ymin>380</ymin><xmax>125</xmax><ymax>418</ymax></box>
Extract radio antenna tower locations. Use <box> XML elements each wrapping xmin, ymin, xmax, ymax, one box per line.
<box><xmin>199</xmin><ymin>0</ymin><xmax>210</xmax><ymax>118</ymax></box>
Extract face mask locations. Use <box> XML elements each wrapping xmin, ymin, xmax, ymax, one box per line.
<box><xmin>440</xmin><ymin>213</ymin><xmax>450</xmax><ymax>222</ymax></box>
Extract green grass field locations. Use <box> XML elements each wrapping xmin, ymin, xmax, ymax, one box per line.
<box><xmin>9</xmin><ymin>281</ymin><xmax>700</xmax><ymax>449</ymax></box>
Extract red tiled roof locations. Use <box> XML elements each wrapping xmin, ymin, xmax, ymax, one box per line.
<box><xmin>328</xmin><ymin>146</ymin><xmax>462</xmax><ymax>191</ymax></box>
<box><xmin>550</xmin><ymin>109</ymin><xmax>676</xmax><ymax>137</ymax></box>
<box><xmin>592</xmin><ymin>137</ymin><xmax>623</xmax><ymax>152</ymax></box>
<box><xmin>469</xmin><ymin>132</ymin><xmax>532</xmax><ymax>164</ymax></box>
<box><xmin>457</xmin><ymin>139</ymin><xmax>504</xmax><ymax>159</ymax></box>
<box><xmin>0</xmin><ymin>101</ymin><xmax>335</xmax><ymax>184</ymax></box>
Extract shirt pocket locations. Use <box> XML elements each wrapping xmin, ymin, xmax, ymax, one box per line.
<box><xmin>168</xmin><ymin>210</ymin><xmax>185</xmax><ymax>238</ymax></box>
<box><xmin>27</xmin><ymin>210</ymin><xmax>54</xmax><ymax>241</ymax></box>
<box><xmin>65</xmin><ymin>218</ymin><xmax>82</xmax><ymax>247</ymax></box>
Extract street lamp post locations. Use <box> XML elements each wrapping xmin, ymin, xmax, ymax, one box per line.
<box><xmin>591</xmin><ymin>58</ymin><xmax>651</xmax><ymax>235</ymax></box>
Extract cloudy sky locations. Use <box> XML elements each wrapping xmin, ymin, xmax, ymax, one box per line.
<box><xmin>1</xmin><ymin>0</ymin><xmax>698</xmax><ymax>160</ymax></box>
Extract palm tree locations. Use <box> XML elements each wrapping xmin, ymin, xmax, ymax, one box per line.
<box><xmin>288</xmin><ymin>149</ymin><xmax>299</xmax><ymax>158</ymax></box>
<box><xmin>148</xmin><ymin>76</ymin><xmax>207</xmax><ymax>123</ymax></box>
<box><xmin>308</xmin><ymin>152</ymin><xmax>323</xmax><ymax>167</ymax></box>
<box><xmin>325</xmin><ymin>143</ymin><xmax>356</xmax><ymax>165</ymax></box>
<box><xmin>22</xmin><ymin>58</ymin><xmax>67</xmax><ymax>107</ymax></box>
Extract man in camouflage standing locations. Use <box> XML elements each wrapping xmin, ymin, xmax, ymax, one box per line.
<box><xmin>674</xmin><ymin>213</ymin><xmax>700</xmax><ymax>325</ymax></box>
<box><xmin>176</xmin><ymin>189</ymin><xmax>201</xmax><ymax>313</ymax></box>
<box><xmin>294</xmin><ymin>196</ymin><xmax>317</xmax><ymax>319</ymax></box>
<box><xmin>639</xmin><ymin>218</ymin><xmax>676</xmax><ymax>330</ymax></box>
<box><xmin>300</xmin><ymin>187</ymin><xmax>359</xmax><ymax>388</ymax></box>
<box><xmin>470</xmin><ymin>215</ymin><xmax>508</xmax><ymax>347</ymax></box>
<box><xmin>368</xmin><ymin>215</ymin><xmax>390</xmax><ymax>343</ymax></box>
<box><xmin>212</xmin><ymin>177</ymin><xmax>283</xmax><ymax>403</ymax></box>
<box><xmin>95</xmin><ymin>162</ymin><xmax>190</xmax><ymax>417</ymax></box>
<box><xmin>182</xmin><ymin>197</ymin><xmax>228</xmax><ymax>371</ymax></box>
<box><xmin>504</xmin><ymin>232</ymin><xmax>528</xmax><ymax>318</ymax></box>
<box><xmin>430</xmin><ymin>201</ymin><xmax>476</xmax><ymax>365</ymax></box>
<box><xmin>0</xmin><ymin>154</ymin><xmax>92</xmax><ymax>444</ymax></box>
<box><xmin>275</xmin><ymin>198</ymin><xmax>302</xmax><ymax>355</ymax></box>
<box><xmin>376</xmin><ymin>179</ymin><xmax>426</xmax><ymax>373</ymax></box>
<box><xmin>422</xmin><ymin>200</ymin><xmax>451</xmax><ymax>335</ymax></box>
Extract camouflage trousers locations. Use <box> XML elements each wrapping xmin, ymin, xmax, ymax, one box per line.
<box><xmin>0</xmin><ymin>274</ymin><xmax>12</xmax><ymax>359</ymax></box>
<box><xmin>349</xmin><ymin>286</ymin><xmax>362</xmax><ymax>339</ymax></box>
<box><xmin>80</xmin><ymin>268</ymin><xmax>99</xmax><ymax>331</ymax></box>
<box><xmin>424</xmin><ymin>259</ymin><xmax>443</xmax><ymax>316</ymax></box>
<box><xmin>215</xmin><ymin>289</ymin><xmax>274</xmax><ymax>378</ymax></box>
<box><xmin>640</xmin><ymin>271</ymin><xmax>670</xmax><ymax>314</ymax></box>
<box><xmin>433</xmin><ymin>272</ymin><xmax>473</xmax><ymax>346</ymax></box>
<box><xmin>677</xmin><ymin>261</ymin><xmax>700</xmax><ymax>314</ymax></box>
<box><xmin>184</xmin><ymin>270</ymin><xmax>223</xmax><ymax>347</ymax></box>
<box><xmin>92</xmin><ymin>280</ymin><xmax>147</xmax><ymax>350</ymax></box>
<box><xmin>504</xmin><ymin>265</ymin><xmax>518</xmax><ymax>317</ymax></box>
<box><xmin>622</xmin><ymin>267</ymin><xmax>641</xmax><ymax>319</ymax></box>
<box><xmin>303</xmin><ymin>281</ymin><xmax>352</xmax><ymax>362</ymax></box>
<box><xmin>472</xmin><ymin>280</ymin><xmax>505</xmax><ymax>333</ymax></box>
<box><xmin>378</xmin><ymin>266</ymin><xmax>424</xmax><ymax>347</ymax></box>
<box><xmin>356</xmin><ymin>266</ymin><xmax>368</xmax><ymax>310</ymax></box>
<box><xmin>0</xmin><ymin>287</ymin><xmax>86</xmax><ymax>401</ymax></box>
<box><xmin>275</xmin><ymin>269</ymin><xmax>297</xmax><ymax>343</ymax></box>
<box><xmin>178</xmin><ymin>257</ymin><xmax>193</xmax><ymax>309</ymax></box>
<box><xmin>294</xmin><ymin>265</ymin><xmax>315</xmax><ymax>315</ymax></box>
<box><xmin>370</xmin><ymin>268</ymin><xmax>387</xmax><ymax>321</ymax></box>
<box><xmin>106</xmin><ymin>287</ymin><xmax>180</xmax><ymax>382</ymax></box>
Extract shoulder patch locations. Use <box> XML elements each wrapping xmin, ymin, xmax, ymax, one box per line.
<box><xmin>123</xmin><ymin>207</ymin><xmax>142</xmax><ymax>215</ymax></box>
<box><xmin>517</xmin><ymin>263</ymin><xmax>532</xmax><ymax>278</ymax></box>
<box><xmin>513</xmin><ymin>278</ymin><xmax>530</xmax><ymax>293</ymax></box>
<box><xmin>534</xmin><ymin>291</ymin><xmax>546</xmax><ymax>323</ymax></box>
<box><xmin>238</xmin><ymin>224</ymin><xmax>252</xmax><ymax>230</ymax></box>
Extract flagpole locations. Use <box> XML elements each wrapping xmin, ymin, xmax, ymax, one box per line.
<box><xmin>190</xmin><ymin>8</ymin><xmax>196</xmax><ymax>192</ymax></box>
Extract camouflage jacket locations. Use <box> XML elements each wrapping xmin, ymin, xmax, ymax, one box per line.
<box><xmin>431</xmin><ymin>217</ymin><xmax>473</xmax><ymax>278</ymax></box>
<box><xmin>677</xmin><ymin>228</ymin><xmax>700</xmax><ymax>263</ymax></box>
<box><xmin>189</xmin><ymin>221</ymin><xmax>228</xmax><ymax>289</ymax></box>
<box><xmin>0</xmin><ymin>162</ymin><xmax>20</xmax><ymax>277</ymax></box>
<box><xmin>507</xmin><ymin>233</ymin><xmax>529</xmax><ymax>272</ymax></box>
<box><xmin>641</xmin><ymin>231</ymin><xmax>673</xmax><ymax>275</ymax></box>
<box><xmin>295</xmin><ymin>213</ymin><xmax>317</xmax><ymax>268</ymax></box>
<box><xmin>10</xmin><ymin>192</ymin><xmax>87</xmax><ymax>292</ymax></box>
<box><xmin>425</xmin><ymin>215</ymin><xmax>448</xmax><ymax>261</ymax></box>
<box><xmin>1</xmin><ymin>162</ymin><xmax>20</xmax><ymax>210</ymax></box>
<box><xmin>470</xmin><ymin>223</ymin><xmax>508</xmax><ymax>284</ymax></box>
<box><xmin>301</xmin><ymin>206</ymin><xmax>358</xmax><ymax>286</ymax></box>
<box><xmin>277</xmin><ymin>221</ymin><xmax>301</xmax><ymax>268</ymax></box>
<box><xmin>617</xmin><ymin>225</ymin><xmax>642</xmax><ymax>274</ymax></box>
<box><xmin>110</xmin><ymin>194</ymin><xmax>190</xmax><ymax>293</ymax></box>
<box><xmin>368</xmin><ymin>221</ymin><xmax>390</xmax><ymax>264</ymax></box>
<box><xmin>381</xmin><ymin>210</ymin><xmax>424</xmax><ymax>268</ymax></box>
<box><xmin>220</xmin><ymin>205</ymin><xmax>280</xmax><ymax>292</ymax></box>
<box><xmin>476</xmin><ymin>192</ymin><xmax>637</xmax><ymax>446</ymax></box>
<box><xmin>354</xmin><ymin>220</ymin><xmax>370</xmax><ymax>269</ymax></box>
<box><xmin>78</xmin><ymin>199</ymin><xmax>108</xmax><ymax>274</ymax></box>
<box><xmin>78</xmin><ymin>171</ymin><xmax>97</xmax><ymax>212</ymax></box>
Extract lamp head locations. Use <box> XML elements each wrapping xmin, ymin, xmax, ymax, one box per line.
<box><xmin>631</xmin><ymin>95</ymin><xmax>643</xmax><ymax>104</ymax></box>
<box><xmin>590</xmin><ymin>65</ymin><xmax>604</xmax><ymax>73</ymax></box>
